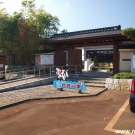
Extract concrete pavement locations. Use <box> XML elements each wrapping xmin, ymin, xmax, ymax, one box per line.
<box><xmin>0</xmin><ymin>90</ymin><xmax>132</xmax><ymax>135</ymax></box>
<box><xmin>0</xmin><ymin>84</ymin><xmax>107</xmax><ymax>109</ymax></box>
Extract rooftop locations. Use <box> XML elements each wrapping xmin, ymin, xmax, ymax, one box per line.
<box><xmin>51</xmin><ymin>25</ymin><xmax>121</xmax><ymax>39</ymax></box>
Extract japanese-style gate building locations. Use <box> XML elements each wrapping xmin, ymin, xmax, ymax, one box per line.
<box><xmin>43</xmin><ymin>25</ymin><xmax>131</xmax><ymax>74</ymax></box>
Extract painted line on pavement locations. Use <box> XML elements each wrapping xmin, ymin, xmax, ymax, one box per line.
<box><xmin>104</xmin><ymin>98</ymin><xmax>134</xmax><ymax>135</ymax></box>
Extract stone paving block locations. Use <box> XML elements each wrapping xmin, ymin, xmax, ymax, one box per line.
<box><xmin>0</xmin><ymin>76</ymin><xmax>107</xmax><ymax>108</ymax></box>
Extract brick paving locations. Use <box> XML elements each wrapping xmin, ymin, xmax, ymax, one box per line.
<box><xmin>0</xmin><ymin>84</ymin><xmax>107</xmax><ymax>109</ymax></box>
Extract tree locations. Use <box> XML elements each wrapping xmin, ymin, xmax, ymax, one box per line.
<box><xmin>0</xmin><ymin>0</ymin><xmax>60</xmax><ymax>65</ymax></box>
<box><xmin>61</xmin><ymin>29</ymin><xmax>68</xmax><ymax>33</ymax></box>
<box><xmin>122</xmin><ymin>28</ymin><xmax>135</xmax><ymax>41</ymax></box>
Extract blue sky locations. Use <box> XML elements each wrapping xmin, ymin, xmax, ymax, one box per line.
<box><xmin>1</xmin><ymin>0</ymin><xmax>135</xmax><ymax>32</ymax></box>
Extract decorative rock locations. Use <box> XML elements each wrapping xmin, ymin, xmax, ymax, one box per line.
<box><xmin>105</xmin><ymin>84</ymin><xmax>109</xmax><ymax>88</ymax></box>
<box><xmin>126</xmin><ymin>85</ymin><xmax>130</xmax><ymax>91</ymax></box>
<box><xmin>111</xmin><ymin>84</ymin><xmax>115</xmax><ymax>90</ymax></box>
<box><xmin>106</xmin><ymin>78</ymin><xmax>113</xmax><ymax>84</ymax></box>
<box><xmin>119</xmin><ymin>79</ymin><xmax>126</xmax><ymax>84</ymax></box>
<box><xmin>127</xmin><ymin>79</ymin><xmax>132</xmax><ymax>85</ymax></box>
<box><xmin>108</xmin><ymin>84</ymin><xmax>114</xmax><ymax>89</ymax></box>
<box><xmin>114</xmin><ymin>79</ymin><xmax>119</xmax><ymax>84</ymax></box>
<box><xmin>114</xmin><ymin>84</ymin><xmax>121</xmax><ymax>90</ymax></box>
<box><xmin>120</xmin><ymin>84</ymin><xmax>127</xmax><ymax>90</ymax></box>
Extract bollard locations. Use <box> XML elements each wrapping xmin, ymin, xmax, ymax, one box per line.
<box><xmin>39</xmin><ymin>69</ymin><xmax>40</xmax><ymax>80</ymax></box>
<box><xmin>34</xmin><ymin>67</ymin><xmax>35</xmax><ymax>76</ymax></box>
<box><xmin>44</xmin><ymin>66</ymin><xmax>45</xmax><ymax>75</ymax></box>
<box><xmin>50</xmin><ymin>68</ymin><xmax>51</xmax><ymax>77</ymax></box>
<box><xmin>9</xmin><ymin>70</ymin><xmax>11</xmax><ymax>90</ymax></box>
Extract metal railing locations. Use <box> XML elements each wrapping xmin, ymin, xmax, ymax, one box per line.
<box><xmin>0</xmin><ymin>67</ymin><xmax>54</xmax><ymax>85</ymax></box>
<box><xmin>54</xmin><ymin>65</ymin><xmax>82</xmax><ymax>74</ymax></box>
<box><xmin>0</xmin><ymin>65</ymin><xmax>82</xmax><ymax>85</ymax></box>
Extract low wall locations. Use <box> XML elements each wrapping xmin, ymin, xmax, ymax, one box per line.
<box><xmin>105</xmin><ymin>78</ymin><xmax>132</xmax><ymax>90</ymax></box>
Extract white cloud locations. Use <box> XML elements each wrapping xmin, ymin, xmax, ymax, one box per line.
<box><xmin>66</xmin><ymin>2</ymin><xmax>69</xmax><ymax>7</ymax></box>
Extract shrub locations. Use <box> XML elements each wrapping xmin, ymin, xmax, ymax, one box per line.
<box><xmin>93</xmin><ymin>56</ymin><xmax>98</xmax><ymax>67</ymax></box>
<box><xmin>111</xmin><ymin>72</ymin><xmax>134</xmax><ymax>79</ymax></box>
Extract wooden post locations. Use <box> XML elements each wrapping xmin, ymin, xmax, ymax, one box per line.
<box><xmin>113</xmin><ymin>43</ymin><xmax>119</xmax><ymax>74</ymax></box>
<box><xmin>116</xmin><ymin>52</ymin><xmax>120</xmax><ymax>73</ymax></box>
<box><xmin>55</xmin><ymin>48</ymin><xmax>60</xmax><ymax>66</ymax></box>
<box><xmin>68</xmin><ymin>47</ymin><xmax>74</xmax><ymax>73</ymax></box>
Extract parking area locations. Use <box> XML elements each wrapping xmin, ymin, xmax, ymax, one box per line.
<box><xmin>0</xmin><ymin>90</ymin><xmax>134</xmax><ymax>135</ymax></box>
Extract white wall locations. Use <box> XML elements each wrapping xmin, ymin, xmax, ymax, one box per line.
<box><xmin>119</xmin><ymin>49</ymin><xmax>135</xmax><ymax>72</ymax></box>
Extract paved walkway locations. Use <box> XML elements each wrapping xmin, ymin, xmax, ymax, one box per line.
<box><xmin>0</xmin><ymin>75</ymin><xmax>56</xmax><ymax>92</ymax></box>
<box><xmin>0</xmin><ymin>84</ymin><xmax>107</xmax><ymax>109</ymax></box>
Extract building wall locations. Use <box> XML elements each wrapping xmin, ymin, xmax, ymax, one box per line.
<box><xmin>119</xmin><ymin>49</ymin><xmax>135</xmax><ymax>72</ymax></box>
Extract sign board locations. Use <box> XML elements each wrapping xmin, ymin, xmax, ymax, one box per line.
<box><xmin>53</xmin><ymin>80</ymin><xmax>86</xmax><ymax>91</ymax></box>
<box><xmin>40</xmin><ymin>55</ymin><xmax>54</xmax><ymax>65</ymax></box>
<box><xmin>133</xmin><ymin>55</ymin><xmax>135</xmax><ymax>68</ymax></box>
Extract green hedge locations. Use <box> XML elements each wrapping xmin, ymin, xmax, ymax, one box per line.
<box><xmin>111</xmin><ymin>72</ymin><xmax>134</xmax><ymax>79</ymax></box>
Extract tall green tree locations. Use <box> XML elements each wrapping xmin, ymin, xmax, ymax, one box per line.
<box><xmin>122</xmin><ymin>28</ymin><xmax>135</xmax><ymax>41</ymax></box>
<box><xmin>0</xmin><ymin>0</ymin><xmax>60</xmax><ymax>65</ymax></box>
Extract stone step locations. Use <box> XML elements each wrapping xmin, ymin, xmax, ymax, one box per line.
<box><xmin>67</xmin><ymin>77</ymin><xmax>106</xmax><ymax>81</ymax></box>
<box><xmin>79</xmin><ymin>72</ymin><xmax>113</xmax><ymax>78</ymax></box>
<box><xmin>66</xmin><ymin>79</ymin><xmax>105</xmax><ymax>84</ymax></box>
<box><xmin>85</xmin><ymin>80</ymin><xmax>105</xmax><ymax>84</ymax></box>
<box><xmin>85</xmin><ymin>83</ymin><xmax>105</xmax><ymax>88</ymax></box>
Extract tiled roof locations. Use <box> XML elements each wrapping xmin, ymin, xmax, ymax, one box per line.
<box><xmin>51</xmin><ymin>25</ymin><xmax>121</xmax><ymax>39</ymax></box>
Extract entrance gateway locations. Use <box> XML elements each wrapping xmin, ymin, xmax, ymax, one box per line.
<box><xmin>43</xmin><ymin>25</ymin><xmax>130</xmax><ymax>74</ymax></box>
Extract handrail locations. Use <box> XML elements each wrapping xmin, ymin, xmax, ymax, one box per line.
<box><xmin>0</xmin><ymin>65</ymin><xmax>82</xmax><ymax>90</ymax></box>
<box><xmin>54</xmin><ymin>65</ymin><xmax>81</xmax><ymax>73</ymax></box>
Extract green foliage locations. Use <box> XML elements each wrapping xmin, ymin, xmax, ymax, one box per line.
<box><xmin>93</xmin><ymin>56</ymin><xmax>98</xmax><ymax>66</ymax></box>
<box><xmin>111</xmin><ymin>72</ymin><xmax>134</xmax><ymax>79</ymax></box>
<box><xmin>0</xmin><ymin>0</ymin><xmax>60</xmax><ymax>65</ymax></box>
<box><xmin>61</xmin><ymin>29</ymin><xmax>68</xmax><ymax>33</ymax></box>
<box><xmin>106</xmin><ymin>68</ymin><xmax>110</xmax><ymax>72</ymax></box>
<box><xmin>122</xmin><ymin>28</ymin><xmax>135</xmax><ymax>41</ymax></box>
